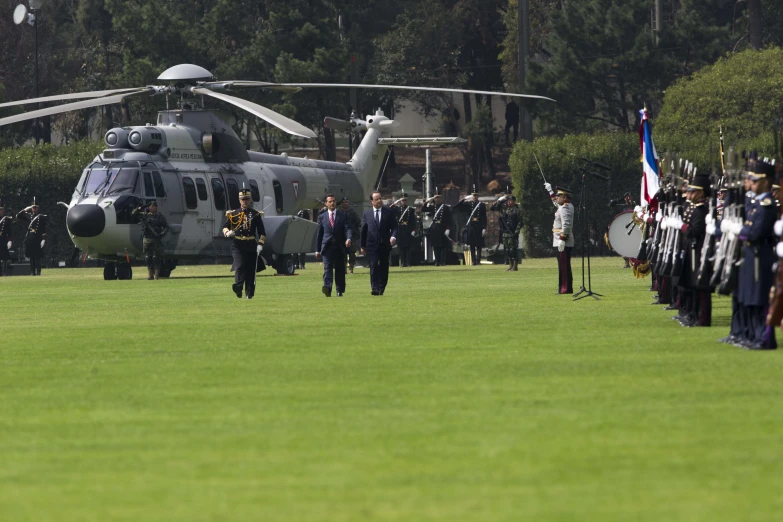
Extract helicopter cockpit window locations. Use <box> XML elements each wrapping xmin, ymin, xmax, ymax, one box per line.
<box><xmin>107</xmin><ymin>169</ymin><xmax>139</xmax><ymax>196</ymax></box>
<box><xmin>211</xmin><ymin>178</ymin><xmax>226</xmax><ymax>210</ymax></box>
<box><xmin>182</xmin><ymin>177</ymin><xmax>198</xmax><ymax>209</ymax></box>
<box><xmin>152</xmin><ymin>171</ymin><xmax>165</xmax><ymax>198</ymax></box>
<box><xmin>226</xmin><ymin>179</ymin><xmax>240</xmax><ymax>210</ymax></box>
<box><xmin>249</xmin><ymin>180</ymin><xmax>260</xmax><ymax>202</ymax></box>
<box><xmin>195</xmin><ymin>178</ymin><xmax>208</xmax><ymax>201</ymax></box>
<box><xmin>82</xmin><ymin>169</ymin><xmax>109</xmax><ymax>195</ymax></box>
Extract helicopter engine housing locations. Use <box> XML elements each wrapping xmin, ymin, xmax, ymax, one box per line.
<box><xmin>127</xmin><ymin>127</ymin><xmax>164</xmax><ymax>153</ymax></box>
<box><xmin>104</xmin><ymin>127</ymin><xmax>131</xmax><ymax>149</ymax></box>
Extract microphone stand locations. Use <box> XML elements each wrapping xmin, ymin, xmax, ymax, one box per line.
<box><xmin>573</xmin><ymin>164</ymin><xmax>607</xmax><ymax>301</ymax></box>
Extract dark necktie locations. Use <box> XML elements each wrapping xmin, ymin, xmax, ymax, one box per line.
<box><xmin>375</xmin><ymin>209</ymin><xmax>380</xmax><ymax>225</ymax></box>
<box><xmin>329</xmin><ymin>212</ymin><xmax>335</xmax><ymax>228</ymax></box>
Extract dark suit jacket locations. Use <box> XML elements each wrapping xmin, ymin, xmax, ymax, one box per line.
<box><xmin>361</xmin><ymin>206</ymin><xmax>398</xmax><ymax>251</ymax></box>
<box><xmin>316</xmin><ymin>209</ymin><xmax>352</xmax><ymax>254</ymax></box>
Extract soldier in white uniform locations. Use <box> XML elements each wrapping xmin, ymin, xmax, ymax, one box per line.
<box><xmin>545</xmin><ymin>184</ymin><xmax>575</xmax><ymax>294</ymax></box>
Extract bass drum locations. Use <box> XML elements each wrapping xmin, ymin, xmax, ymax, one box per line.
<box><xmin>605</xmin><ymin>210</ymin><xmax>642</xmax><ymax>258</ymax></box>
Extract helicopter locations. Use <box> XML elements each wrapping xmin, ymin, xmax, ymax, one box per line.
<box><xmin>0</xmin><ymin>64</ymin><xmax>554</xmax><ymax>280</ymax></box>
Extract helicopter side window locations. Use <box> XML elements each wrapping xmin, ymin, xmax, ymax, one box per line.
<box><xmin>195</xmin><ymin>178</ymin><xmax>208</xmax><ymax>201</ymax></box>
<box><xmin>211</xmin><ymin>178</ymin><xmax>226</xmax><ymax>211</ymax></box>
<box><xmin>182</xmin><ymin>177</ymin><xmax>198</xmax><ymax>209</ymax></box>
<box><xmin>107</xmin><ymin>169</ymin><xmax>139</xmax><ymax>196</ymax></box>
<box><xmin>152</xmin><ymin>171</ymin><xmax>165</xmax><ymax>198</ymax></box>
<box><xmin>143</xmin><ymin>172</ymin><xmax>155</xmax><ymax>198</ymax></box>
<box><xmin>249</xmin><ymin>180</ymin><xmax>260</xmax><ymax>202</ymax></box>
<box><xmin>273</xmin><ymin>180</ymin><xmax>283</xmax><ymax>213</ymax></box>
<box><xmin>226</xmin><ymin>179</ymin><xmax>240</xmax><ymax>210</ymax></box>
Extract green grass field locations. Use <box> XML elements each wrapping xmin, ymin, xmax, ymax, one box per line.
<box><xmin>1</xmin><ymin>257</ymin><xmax>782</xmax><ymax>521</ymax></box>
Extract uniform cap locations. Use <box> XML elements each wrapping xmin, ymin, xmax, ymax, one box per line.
<box><xmin>400</xmin><ymin>192</ymin><xmax>408</xmax><ymax>198</ymax></box>
<box><xmin>555</xmin><ymin>186</ymin><xmax>572</xmax><ymax>196</ymax></box>
<box><xmin>686</xmin><ymin>173</ymin><xmax>711</xmax><ymax>195</ymax></box>
<box><xmin>744</xmin><ymin>150</ymin><xmax>775</xmax><ymax>181</ymax></box>
<box><xmin>239</xmin><ymin>189</ymin><xmax>252</xmax><ymax>199</ymax></box>
<box><xmin>148</xmin><ymin>200</ymin><xmax>158</xmax><ymax>207</ymax></box>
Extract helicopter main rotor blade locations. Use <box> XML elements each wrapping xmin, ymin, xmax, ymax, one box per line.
<box><xmin>200</xmin><ymin>81</ymin><xmax>302</xmax><ymax>94</ymax></box>
<box><xmin>192</xmin><ymin>87</ymin><xmax>316</xmax><ymax>139</ymax></box>
<box><xmin>0</xmin><ymin>87</ymin><xmax>147</xmax><ymax>109</ymax></box>
<box><xmin>268</xmin><ymin>83</ymin><xmax>557</xmax><ymax>103</ymax></box>
<box><xmin>0</xmin><ymin>89</ymin><xmax>152</xmax><ymax>127</ymax></box>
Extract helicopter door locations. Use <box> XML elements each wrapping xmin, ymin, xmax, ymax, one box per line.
<box><xmin>177</xmin><ymin>173</ymin><xmax>213</xmax><ymax>253</ymax></box>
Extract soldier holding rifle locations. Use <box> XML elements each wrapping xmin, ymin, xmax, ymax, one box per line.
<box><xmin>421</xmin><ymin>193</ymin><xmax>453</xmax><ymax>266</ymax></box>
<box><xmin>665</xmin><ymin>173</ymin><xmax>712</xmax><ymax>327</ymax></box>
<box><xmin>455</xmin><ymin>190</ymin><xmax>487</xmax><ymax>266</ymax></box>
<box><xmin>16</xmin><ymin>198</ymin><xmax>47</xmax><ymax>276</ymax></box>
<box><xmin>720</xmin><ymin>155</ymin><xmax>777</xmax><ymax>349</ymax></box>
<box><xmin>391</xmin><ymin>193</ymin><xmax>417</xmax><ymax>267</ymax></box>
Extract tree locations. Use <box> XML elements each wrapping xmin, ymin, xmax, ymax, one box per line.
<box><xmin>656</xmin><ymin>47</ymin><xmax>783</xmax><ymax>142</ymax></box>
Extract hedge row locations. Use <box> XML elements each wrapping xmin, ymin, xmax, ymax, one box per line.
<box><xmin>0</xmin><ymin>141</ymin><xmax>105</xmax><ymax>265</ymax></box>
<box><xmin>510</xmin><ymin>130</ymin><xmax>776</xmax><ymax>258</ymax></box>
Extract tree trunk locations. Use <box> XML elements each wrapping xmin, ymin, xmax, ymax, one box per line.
<box><xmin>748</xmin><ymin>0</ymin><xmax>762</xmax><ymax>50</ymax></box>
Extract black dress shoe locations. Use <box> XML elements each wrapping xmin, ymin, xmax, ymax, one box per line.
<box><xmin>663</xmin><ymin>305</ymin><xmax>678</xmax><ymax>311</ymax></box>
<box><xmin>232</xmin><ymin>283</ymin><xmax>243</xmax><ymax>298</ymax></box>
<box><xmin>322</xmin><ymin>285</ymin><xmax>332</xmax><ymax>297</ymax></box>
<box><xmin>371</xmin><ymin>290</ymin><xmax>379</xmax><ymax>296</ymax></box>
<box><xmin>246</xmin><ymin>295</ymin><xmax>253</xmax><ymax>299</ymax></box>
<box><xmin>337</xmin><ymin>292</ymin><xmax>343</xmax><ymax>297</ymax></box>
<box><xmin>718</xmin><ymin>335</ymin><xmax>736</xmax><ymax>344</ymax></box>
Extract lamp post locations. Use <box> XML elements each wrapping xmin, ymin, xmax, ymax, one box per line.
<box><xmin>13</xmin><ymin>0</ymin><xmax>44</xmax><ymax>145</ymax></box>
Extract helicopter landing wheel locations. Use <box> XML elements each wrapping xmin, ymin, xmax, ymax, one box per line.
<box><xmin>103</xmin><ymin>262</ymin><xmax>117</xmax><ymax>280</ymax></box>
<box><xmin>275</xmin><ymin>254</ymin><xmax>296</xmax><ymax>275</ymax></box>
<box><xmin>117</xmin><ymin>263</ymin><xmax>133</xmax><ymax>280</ymax></box>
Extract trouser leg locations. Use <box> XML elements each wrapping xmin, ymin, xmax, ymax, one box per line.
<box><xmin>334</xmin><ymin>249</ymin><xmax>346</xmax><ymax>293</ymax></box>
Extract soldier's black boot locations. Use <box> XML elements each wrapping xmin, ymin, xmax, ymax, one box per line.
<box><xmin>147</xmin><ymin>268</ymin><xmax>154</xmax><ymax>280</ymax></box>
<box><xmin>232</xmin><ymin>282</ymin><xmax>243</xmax><ymax>298</ymax></box>
<box><xmin>512</xmin><ymin>259</ymin><xmax>518</xmax><ymax>271</ymax></box>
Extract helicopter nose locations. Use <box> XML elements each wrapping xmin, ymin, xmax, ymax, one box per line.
<box><xmin>67</xmin><ymin>204</ymin><xmax>106</xmax><ymax>237</ymax></box>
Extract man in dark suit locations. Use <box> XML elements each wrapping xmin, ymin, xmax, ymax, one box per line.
<box><xmin>315</xmin><ymin>194</ymin><xmax>353</xmax><ymax>297</ymax></box>
<box><xmin>360</xmin><ymin>191</ymin><xmax>398</xmax><ymax>296</ymax></box>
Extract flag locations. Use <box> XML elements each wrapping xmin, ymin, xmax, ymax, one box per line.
<box><xmin>639</xmin><ymin>108</ymin><xmax>660</xmax><ymax>209</ymax></box>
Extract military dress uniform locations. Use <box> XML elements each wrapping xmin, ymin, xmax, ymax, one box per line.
<box><xmin>393</xmin><ymin>195</ymin><xmax>418</xmax><ymax>267</ymax></box>
<box><xmin>673</xmin><ymin>174</ymin><xmax>712</xmax><ymax>327</ymax></box>
<box><xmin>550</xmin><ymin>187</ymin><xmax>574</xmax><ymax>293</ymax></box>
<box><xmin>457</xmin><ymin>194</ymin><xmax>487</xmax><ymax>265</ymax></box>
<box><xmin>489</xmin><ymin>195</ymin><xmax>523</xmax><ymax>270</ymax></box>
<box><xmin>0</xmin><ymin>202</ymin><xmax>12</xmax><ymax>276</ymax></box>
<box><xmin>421</xmin><ymin>198</ymin><xmax>453</xmax><ymax>266</ymax></box>
<box><xmin>736</xmin><ymin>174</ymin><xmax>778</xmax><ymax>349</ymax></box>
<box><xmin>223</xmin><ymin>191</ymin><xmax>266</xmax><ymax>299</ymax></box>
<box><xmin>16</xmin><ymin>202</ymin><xmax>47</xmax><ymax>276</ymax></box>
<box><xmin>132</xmin><ymin>202</ymin><xmax>169</xmax><ymax>280</ymax></box>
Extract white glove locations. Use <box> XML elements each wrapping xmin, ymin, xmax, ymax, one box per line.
<box><xmin>720</xmin><ymin>219</ymin><xmax>731</xmax><ymax>234</ymax></box>
<box><xmin>777</xmin><ymin>242</ymin><xmax>783</xmax><ymax>258</ymax></box>
<box><xmin>5</xmin><ymin>241</ymin><xmax>10</xmax><ymax>250</ymax></box>
<box><xmin>256</xmin><ymin>244</ymin><xmax>263</xmax><ymax>255</ymax></box>
<box><xmin>411</xmin><ymin>231</ymin><xmax>416</xmax><ymax>236</ymax></box>
<box><xmin>544</xmin><ymin>183</ymin><xmax>552</xmax><ymax>192</ymax></box>
<box><xmin>705</xmin><ymin>214</ymin><xmax>715</xmax><ymax>226</ymax></box>
<box><xmin>557</xmin><ymin>240</ymin><xmax>565</xmax><ymax>252</ymax></box>
<box><xmin>775</xmin><ymin>218</ymin><xmax>783</xmax><ymax>237</ymax></box>
<box><xmin>445</xmin><ymin>229</ymin><xmax>450</xmax><ymax>238</ymax></box>
<box><xmin>730</xmin><ymin>221</ymin><xmax>743</xmax><ymax>235</ymax></box>
<box><xmin>706</xmin><ymin>222</ymin><xmax>716</xmax><ymax>235</ymax></box>
<box><xmin>40</xmin><ymin>240</ymin><xmax>45</xmax><ymax>249</ymax></box>
<box><xmin>633</xmin><ymin>205</ymin><xmax>643</xmax><ymax>214</ymax></box>
<box><xmin>660</xmin><ymin>218</ymin><xmax>668</xmax><ymax>230</ymax></box>
<box><xmin>672</xmin><ymin>218</ymin><xmax>684</xmax><ymax>230</ymax></box>
<box><xmin>225</xmin><ymin>230</ymin><xmax>235</xmax><ymax>238</ymax></box>
<box><xmin>498</xmin><ymin>195</ymin><xmax>507</xmax><ymax>202</ymax></box>
<box><xmin>481</xmin><ymin>229</ymin><xmax>486</xmax><ymax>237</ymax></box>
<box><xmin>655</xmin><ymin>212</ymin><xmax>663</xmax><ymax>223</ymax></box>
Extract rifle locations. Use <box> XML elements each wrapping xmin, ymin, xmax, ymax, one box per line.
<box><xmin>696</xmin><ymin>148</ymin><xmax>721</xmax><ymax>287</ymax></box>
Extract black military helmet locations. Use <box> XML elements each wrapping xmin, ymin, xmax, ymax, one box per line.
<box><xmin>744</xmin><ymin>150</ymin><xmax>775</xmax><ymax>181</ymax></box>
<box><xmin>686</xmin><ymin>173</ymin><xmax>711</xmax><ymax>196</ymax></box>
